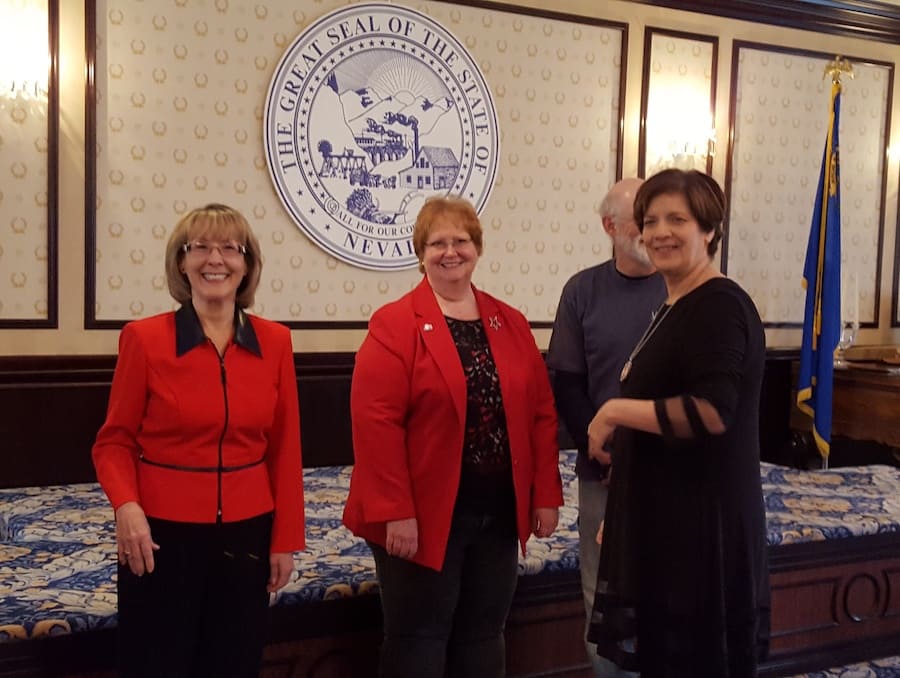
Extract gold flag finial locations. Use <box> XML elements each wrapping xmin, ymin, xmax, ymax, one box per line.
<box><xmin>824</xmin><ymin>56</ymin><xmax>854</xmax><ymax>83</ymax></box>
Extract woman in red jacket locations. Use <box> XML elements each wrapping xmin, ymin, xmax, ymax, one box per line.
<box><xmin>92</xmin><ymin>203</ymin><xmax>305</xmax><ymax>677</ymax></box>
<box><xmin>343</xmin><ymin>196</ymin><xmax>563</xmax><ymax>678</ymax></box>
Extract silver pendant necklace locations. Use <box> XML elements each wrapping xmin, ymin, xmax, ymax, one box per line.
<box><xmin>620</xmin><ymin>302</ymin><xmax>673</xmax><ymax>383</ymax></box>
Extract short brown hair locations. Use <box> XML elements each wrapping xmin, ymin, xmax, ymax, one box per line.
<box><xmin>633</xmin><ymin>169</ymin><xmax>725</xmax><ymax>257</ymax></box>
<box><xmin>412</xmin><ymin>196</ymin><xmax>484</xmax><ymax>273</ymax></box>
<box><xmin>165</xmin><ymin>203</ymin><xmax>262</xmax><ymax>309</ymax></box>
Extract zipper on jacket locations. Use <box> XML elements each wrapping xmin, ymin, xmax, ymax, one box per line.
<box><xmin>215</xmin><ymin>344</ymin><xmax>230</xmax><ymax>525</ymax></box>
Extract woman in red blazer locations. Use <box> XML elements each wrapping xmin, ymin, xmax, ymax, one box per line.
<box><xmin>92</xmin><ymin>204</ymin><xmax>304</xmax><ymax>678</ymax></box>
<box><xmin>343</xmin><ymin>196</ymin><xmax>563</xmax><ymax>678</ymax></box>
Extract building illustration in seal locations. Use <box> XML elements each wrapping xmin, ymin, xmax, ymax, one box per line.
<box><xmin>400</xmin><ymin>146</ymin><xmax>460</xmax><ymax>190</ymax></box>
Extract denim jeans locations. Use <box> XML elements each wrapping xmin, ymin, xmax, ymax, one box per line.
<box><xmin>369</xmin><ymin>505</ymin><xmax>519</xmax><ymax>678</ymax></box>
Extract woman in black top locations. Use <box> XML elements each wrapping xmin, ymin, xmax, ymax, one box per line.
<box><xmin>587</xmin><ymin>169</ymin><xmax>770</xmax><ymax>677</ymax></box>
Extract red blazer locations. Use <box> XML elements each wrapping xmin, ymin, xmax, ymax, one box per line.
<box><xmin>92</xmin><ymin>305</ymin><xmax>305</xmax><ymax>554</ymax></box>
<box><xmin>342</xmin><ymin>278</ymin><xmax>563</xmax><ymax>571</ymax></box>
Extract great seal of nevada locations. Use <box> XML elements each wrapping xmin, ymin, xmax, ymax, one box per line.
<box><xmin>264</xmin><ymin>3</ymin><xmax>500</xmax><ymax>270</ymax></box>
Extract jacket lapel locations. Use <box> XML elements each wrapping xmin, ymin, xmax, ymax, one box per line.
<box><xmin>411</xmin><ymin>278</ymin><xmax>467</xmax><ymax>428</ymax></box>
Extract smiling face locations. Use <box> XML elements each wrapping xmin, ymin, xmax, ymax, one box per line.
<box><xmin>180</xmin><ymin>219</ymin><xmax>248</xmax><ymax>308</ymax></box>
<box><xmin>421</xmin><ymin>214</ymin><xmax>480</xmax><ymax>290</ymax></box>
<box><xmin>640</xmin><ymin>192</ymin><xmax>712</xmax><ymax>280</ymax></box>
<box><xmin>165</xmin><ymin>204</ymin><xmax>262</xmax><ymax>309</ymax></box>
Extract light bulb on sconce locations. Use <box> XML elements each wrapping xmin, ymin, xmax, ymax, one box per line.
<box><xmin>670</xmin><ymin>129</ymin><xmax>716</xmax><ymax>171</ymax></box>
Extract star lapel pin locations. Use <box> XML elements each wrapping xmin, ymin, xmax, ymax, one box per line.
<box><xmin>489</xmin><ymin>315</ymin><xmax>501</xmax><ymax>331</ymax></box>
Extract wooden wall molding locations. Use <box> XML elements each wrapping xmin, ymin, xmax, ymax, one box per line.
<box><xmin>0</xmin><ymin>352</ymin><xmax>355</xmax><ymax>488</ymax></box>
<box><xmin>0</xmin><ymin>350</ymin><xmax>799</xmax><ymax>489</ymax></box>
<box><xmin>627</xmin><ymin>0</ymin><xmax>900</xmax><ymax>45</ymax></box>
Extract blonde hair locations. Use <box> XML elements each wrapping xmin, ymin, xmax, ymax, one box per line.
<box><xmin>411</xmin><ymin>196</ymin><xmax>484</xmax><ymax>273</ymax></box>
<box><xmin>164</xmin><ymin>203</ymin><xmax>262</xmax><ymax>308</ymax></box>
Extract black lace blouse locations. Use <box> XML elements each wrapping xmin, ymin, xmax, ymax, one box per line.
<box><xmin>445</xmin><ymin>316</ymin><xmax>516</xmax><ymax>519</ymax></box>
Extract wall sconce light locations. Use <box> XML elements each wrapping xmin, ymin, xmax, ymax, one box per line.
<box><xmin>0</xmin><ymin>0</ymin><xmax>50</xmax><ymax>103</ymax></box>
<box><xmin>646</xmin><ymin>81</ymin><xmax>715</xmax><ymax>173</ymax></box>
<box><xmin>639</xmin><ymin>29</ymin><xmax>718</xmax><ymax>178</ymax></box>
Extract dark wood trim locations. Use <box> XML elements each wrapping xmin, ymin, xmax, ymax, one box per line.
<box><xmin>638</xmin><ymin>28</ymin><xmax>718</xmax><ymax>180</ymax></box>
<box><xmin>874</xmin><ymin>60</ymin><xmax>894</xmax><ymax>331</ymax></box>
<box><xmin>0</xmin><ymin>348</ymin><xmax>799</xmax><ymax>486</ymax></box>
<box><xmin>0</xmin><ymin>351</ymin><xmax>358</xmax><ymax>384</ymax></box>
<box><xmin>894</xmin><ymin>173</ymin><xmax>900</xmax><ymax>327</ymax></box>
<box><xmin>724</xmin><ymin>41</ymin><xmax>894</xmax><ymax>328</ymax></box>
<box><xmin>764</xmin><ymin>531</ymin><xmax>900</xmax><ymax>673</ymax></box>
<box><xmin>84</xmin><ymin>0</ymin><xmax>98</xmax><ymax>329</ymax></box>
<box><xmin>79</xmin><ymin>314</ymin><xmax>557</xmax><ymax>333</ymax></box>
<box><xmin>0</xmin><ymin>351</ymin><xmax>357</xmax><ymax>488</ymax></box>
<box><xmin>625</xmin><ymin>0</ymin><xmax>900</xmax><ymax>46</ymax></box>
<box><xmin>46</xmin><ymin>0</ymin><xmax>59</xmax><ymax>328</ymax></box>
<box><xmin>618</xmin><ymin>25</ymin><xmax>629</xmax><ymax>183</ymax></box>
<box><xmin>0</xmin><ymin>0</ymin><xmax>59</xmax><ymax>329</ymax></box>
<box><xmin>638</xmin><ymin>29</ymin><xmax>651</xmax><ymax>180</ymax></box>
<box><xmin>722</xmin><ymin>41</ymin><xmax>743</xmax><ymax>280</ymax></box>
<box><xmin>431</xmin><ymin>0</ymin><xmax>628</xmax><ymax>30</ymax></box>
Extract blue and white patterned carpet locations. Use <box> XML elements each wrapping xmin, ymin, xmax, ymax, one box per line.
<box><xmin>2</xmin><ymin>452</ymin><xmax>900</xmax><ymax>644</ymax></box>
<box><xmin>791</xmin><ymin>655</ymin><xmax>900</xmax><ymax>677</ymax></box>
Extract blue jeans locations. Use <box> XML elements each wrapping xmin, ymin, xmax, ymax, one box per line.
<box><xmin>369</xmin><ymin>505</ymin><xmax>519</xmax><ymax>678</ymax></box>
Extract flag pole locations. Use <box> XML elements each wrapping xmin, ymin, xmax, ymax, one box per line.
<box><xmin>821</xmin><ymin>56</ymin><xmax>851</xmax><ymax>471</ymax></box>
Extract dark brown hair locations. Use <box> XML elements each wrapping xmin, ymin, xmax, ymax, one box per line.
<box><xmin>633</xmin><ymin>169</ymin><xmax>725</xmax><ymax>257</ymax></box>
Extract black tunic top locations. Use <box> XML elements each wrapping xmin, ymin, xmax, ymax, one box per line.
<box><xmin>592</xmin><ymin>277</ymin><xmax>770</xmax><ymax>677</ymax></box>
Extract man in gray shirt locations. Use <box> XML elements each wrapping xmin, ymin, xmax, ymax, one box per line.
<box><xmin>547</xmin><ymin>177</ymin><xmax>665</xmax><ymax>676</ymax></box>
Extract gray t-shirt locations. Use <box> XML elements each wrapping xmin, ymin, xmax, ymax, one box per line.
<box><xmin>547</xmin><ymin>260</ymin><xmax>666</xmax><ymax>478</ymax></box>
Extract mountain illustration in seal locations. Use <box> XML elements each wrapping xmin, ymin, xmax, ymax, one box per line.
<box><xmin>310</xmin><ymin>51</ymin><xmax>462</xmax><ymax>224</ymax></box>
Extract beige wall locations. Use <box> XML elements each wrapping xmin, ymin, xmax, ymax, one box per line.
<box><xmin>0</xmin><ymin>0</ymin><xmax>898</xmax><ymax>356</ymax></box>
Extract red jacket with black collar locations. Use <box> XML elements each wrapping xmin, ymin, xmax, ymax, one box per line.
<box><xmin>342</xmin><ymin>278</ymin><xmax>563</xmax><ymax>571</ymax></box>
<box><xmin>92</xmin><ymin>304</ymin><xmax>305</xmax><ymax>553</ymax></box>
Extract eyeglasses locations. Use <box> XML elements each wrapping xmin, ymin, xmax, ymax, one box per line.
<box><xmin>182</xmin><ymin>240</ymin><xmax>247</xmax><ymax>259</ymax></box>
<box><xmin>424</xmin><ymin>237</ymin><xmax>474</xmax><ymax>252</ymax></box>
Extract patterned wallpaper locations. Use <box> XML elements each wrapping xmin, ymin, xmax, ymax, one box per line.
<box><xmin>0</xmin><ymin>0</ymin><xmax>50</xmax><ymax>322</ymax></box>
<box><xmin>1</xmin><ymin>1</ymin><xmax>898</xmax><ymax>332</ymax></box>
<box><xmin>729</xmin><ymin>46</ymin><xmax>890</xmax><ymax>326</ymax></box>
<box><xmin>91</xmin><ymin>0</ymin><xmax>624</xmax><ymax>324</ymax></box>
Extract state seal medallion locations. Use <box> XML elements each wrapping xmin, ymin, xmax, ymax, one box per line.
<box><xmin>264</xmin><ymin>3</ymin><xmax>500</xmax><ymax>270</ymax></box>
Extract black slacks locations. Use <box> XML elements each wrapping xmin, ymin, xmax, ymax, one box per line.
<box><xmin>116</xmin><ymin>513</ymin><xmax>272</xmax><ymax>678</ymax></box>
<box><xmin>369</xmin><ymin>505</ymin><xmax>519</xmax><ymax>678</ymax></box>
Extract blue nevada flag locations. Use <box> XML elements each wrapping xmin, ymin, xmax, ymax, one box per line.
<box><xmin>797</xmin><ymin>80</ymin><xmax>842</xmax><ymax>462</ymax></box>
